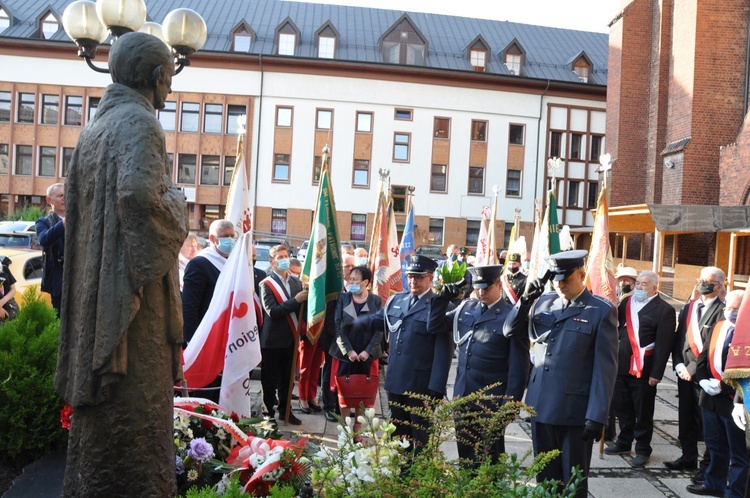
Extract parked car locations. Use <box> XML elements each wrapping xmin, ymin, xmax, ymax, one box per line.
<box><xmin>0</xmin><ymin>230</ymin><xmax>40</xmax><ymax>249</ymax></box>
<box><xmin>254</xmin><ymin>238</ymin><xmax>294</xmax><ymax>256</ymax></box>
<box><xmin>0</xmin><ymin>248</ymin><xmax>51</xmax><ymax>307</ymax></box>
<box><xmin>0</xmin><ymin>221</ymin><xmax>36</xmax><ymax>232</ymax></box>
<box><xmin>254</xmin><ymin>245</ymin><xmax>271</xmax><ymax>273</ymax></box>
<box><xmin>296</xmin><ymin>240</ymin><xmax>309</xmax><ymax>263</ymax></box>
<box><xmin>415</xmin><ymin>245</ymin><xmax>446</xmax><ymax>262</ymax></box>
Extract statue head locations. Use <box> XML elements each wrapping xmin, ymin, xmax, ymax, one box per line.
<box><xmin>108</xmin><ymin>31</ymin><xmax>175</xmax><ymax>109</ymax></box>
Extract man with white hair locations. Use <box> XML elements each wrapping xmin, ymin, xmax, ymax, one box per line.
<box><xmin>605</xmin><ymin>270</ymin><xmax>676</xmax><ymax>467</ymax></box>
<box><xmin>668</xmin><ymin>267</ymin><xmax>727</xmax><ymax>480</ymax></box>
<box><xmin>36</xmin><ymin>182</ymin><xmax>66</xmax><ymax>315</ymax></box>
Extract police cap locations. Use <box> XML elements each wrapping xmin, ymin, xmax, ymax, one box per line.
<box><xmin>405</xmin><ymin>254</ymin><xmax>439</xmax><ymax>275</ymax></box>
<box><xmin>468</xmin><ymin>264</ymin><xmax>503</xmax><ymax>289</ymax></box>
<box><xmin>546</xmin><ymin>249</ymin><xmax>588</xmax><ymax>281</ymax></box>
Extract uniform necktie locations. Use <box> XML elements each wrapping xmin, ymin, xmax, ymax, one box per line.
<box><xmin>409</xmin><ymin>295</ymin><xmax>418</xmax><ymax>309</ymax></box>
<box><xmin>480</xmin><ymin>304</ymin><xmax>488</xmax><ymax>314</ymax></box>
<box><xmin>697</xmin><ymin>302</ymin><xmax>705</xmax><ymax>321</ymax></box>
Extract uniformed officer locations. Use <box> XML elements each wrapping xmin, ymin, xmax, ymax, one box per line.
<box><xmin>355</xmin><ymin>254</ymin><xmax>454</xmax><ymax>450</ymax></box>
<box><xmin>503</xmin><ymin>250</ymin><xmax>618</xmax><ymax>498</ymax></box>
<box><xmin>430</xmin><ymin>264</ymin><xmax>530</xmax><ymax>465</ymax></box>
<box><xmin>501</xmin><ymin>252</ymin><xmax>527</xmax><ymax>305</ymax></box>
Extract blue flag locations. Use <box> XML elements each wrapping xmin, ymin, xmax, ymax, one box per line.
<box><xmin>399</xmin><ymin>204</ymin><xmax>415</xmax><ymax>288</ymax></box>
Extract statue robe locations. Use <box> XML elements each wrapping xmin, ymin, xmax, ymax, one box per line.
<box><xmin>56</xmin><ymin>83</ymin><xmax>188</xmax><ymax>497</ymax></box>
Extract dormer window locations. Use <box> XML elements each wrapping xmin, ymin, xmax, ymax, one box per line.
<box><xmin>502</xmin><ymin>39</ymin><xmax>525</xmax><ymax>76</ymax></box>
<box><xmin>275</xmin><ymin>19</ymin><xmax>300</xmax><ymax>56</ymax></box>
<box><xmin>316</xmin><ymin>22</ymin><xmax>339</xmax><ymax>59</ymax></box>
<box><xmin>41</xmin><ymin>12</ymin><xmax>59</xmax><ymax>39</ymax></box>
<box><xmin>231</xmin><ymin>23</ymin><xmax>253</xmax><ymax>52</ymax></box>
<box><xmin>0</xmin><ymin>8</ymin><xmax>10</xmax><ymax>32</ymax></box>
<box><xmin>380</xmin><ymin>14</ymin><xmax>428</xmax><ymax>66</ymax></box>
<box><xmin>466</xmin><ymin>36</ymin><xmax>490</xmax><ymax>72</ymax></box>
<box><xmin>505</xmin><ymin>54</ymin><xmax>521</xmax><ymax>75</ymax></box>
<box><xmin>574</xmin><ymin>61</ymin><xmax>590</xmax><ymax>82</ymax></box>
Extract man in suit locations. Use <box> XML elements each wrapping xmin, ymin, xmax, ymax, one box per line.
<box><xmin>259</xmin><ymin>244</ymin><xmax>307</xmax><ymax>425</ymax></box>
<box><xmin>501</xmin><ymin>252</ymin><xmax>527</xmax><ymax>305</ymax></box>
<box><xmin>667</xmin><ymin>267</ymin><xmax>727</xmax><ymax>476</ymax></box>
<box><xmin>503</xmin><ymin>250</ymin><xmax>618</xmax><ymax>498</ymax></box>
<box><xmin>35</xmin><ymin>182</ymin><xmax>65</xmax><ymax>315</ymax></box>
<box><xmin>605</xmin><ymin>270</ymin><xmax>676</xmax><ymax>467</ymax></box>
<box><xmin>431</xmin><ymin>264</ymin><xmax>530</xmax><ymax>464</ymax></box>
<box><xmin>358</xmin><ymin>254</ymin><xmax>454</xmax><ymax>450</ymax></box>
<box><xmin>689</xmin><ymin>290</ymin><xmax>747</xmax><ymax>497</ymax></box>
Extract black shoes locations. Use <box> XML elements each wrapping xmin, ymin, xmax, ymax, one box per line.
<box><xmin>604</xmin><ymin>443</ymin><xmax>631</xmax><ymax>455</ymax></box>
<box><xmin>286</xmin><ymin>412</ymin><xmax>302</xmax><ymax>425</ymax></box>
<box><xmin>691</xmin><ymin>472</ymin><xmax>706</xmax><ymax>484</ymax></box>
<box><xmin>665</xmin><ymin>458</ymin><xmax>698</xmax><ymax>470</ymax></box>
<box><xmin>308</xmin><ymin>401</ymin><xmax>323</xmax><ymax>413</ymax></box>
<box><xmin>685</xmin><ymin>484</ymin><xmax>723</xmax><ymax>496</ymax></box>
<box><xmin>298</xmin><ymin>402</ymin><xmax>312</xmax><ymax>415</ymax></box>
<box><xmin>324</xmin><ymin>411</ymin><xmax>338</xmax><ymax>422</ymax></box>
<box><xmin>631</xmin><ymin>455</ymin><xmax>649</xmax><ymax>468</ymax></box>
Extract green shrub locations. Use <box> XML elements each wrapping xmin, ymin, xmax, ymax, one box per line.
<box><xmin>0</xmin><ymin>287</ymin><xmax>66</xmax><ymax>468</ymax></box>
<box><xmin>1</xmin><ymin>206</ymin><xmax>46</xmax><ymax>222</ymax></box>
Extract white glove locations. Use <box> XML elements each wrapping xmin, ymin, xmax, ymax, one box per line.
<box><xmin>675</xmin><ymin>363</ymin><xmax>686</xmax><ymax>375</ymax></box>
<box><xmin>732</xmin><ymin>404</ymin><xmax>747</xmax><ymax>431</ymax></box>
<box><xmin>699</xmin><ymin>378</ymin><xmax>722</xmax><ymax>396</ymax></box>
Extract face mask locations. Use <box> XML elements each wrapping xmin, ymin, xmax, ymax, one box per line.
<box><xmin>633</xmin><ymin>289</ymin><xmax>648</xmax><ymax>302</ymax></box>
<box><xmin>509</xmin><ymin>266</ymin><xmax>519</xmax><ymax>274</ymax></box>
<box><xmin>276</xmin><ymin>258</ymin><xmax>290</xmax><ymax>271</ymax></box>
<box><xmin>348</xmin><ymin>283</ymin><xmax>362</xmax><ymax>294</ymax></box>
<box><xmin>355</xmin><ymin>257</ymin><xmax>369</xmax><ymax>267</ymax></box>
<box><xmin>724</xmin><ymin>309</ymin><xmax>739</xmax><ymax>324</ymax></box>
<box><xmin>621</xmin><ymin>284</ymin><xmax>633</xmax><ymax>294</ymax></box>
<box><xmin>450</xmin><ymin>254</ymin><xmax>457</xmax><ymax>262</ymax></box>
<box><xmin>524</xmin><ymin>261</ymin><xmax>530</xmax><ymax>270</ymax></box>
<box><xmin>697</xmin><ymin>282</ymin><xmax>715</xmax><ymax>295</ymax></box>
<box><xmin>217</xmin><ymin>237</ymin><xmax>235</xmax><ymax>255</ymax></box>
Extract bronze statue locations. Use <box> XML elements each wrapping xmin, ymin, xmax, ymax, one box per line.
<box><xmin>56</xmin><ymin>31</ymin><xmax>188</xmax><ymax>496</ymax></box>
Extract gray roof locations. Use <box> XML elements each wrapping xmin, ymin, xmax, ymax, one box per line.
<box><xmin>0</xmin><ymin>0</ymin><xmax>608</xmax><ymax>85</ymax></box>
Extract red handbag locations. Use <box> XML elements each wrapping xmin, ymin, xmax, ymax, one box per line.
<box><xmin>336</xmin><ymin>365</ymin><xmax>379</xmax><ymax>408</ymax></box>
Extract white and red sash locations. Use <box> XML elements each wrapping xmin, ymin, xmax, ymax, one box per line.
<box><xmin>708</xmin><ymin>320</ymin><xmax>732</xmax><ymax>381</ymax></box>
<box><xmin>625</xmin><ymin>297</ymin><xmax>655</xmax><ymax>378</ymax></box>
<box><xmin>686</xmin><ymin>300</ymin><xmax>704</xmax><ymax>358</ymax></box>
<box><xmin>261</xmin><ymin>275</ymin><xmax>300</xmax><ymax>340</ymax></box>
<box><xmin>501</xmin><ymin>274</ymin><xmax>519</xmax><ymax>304</ymax></box>
<box><xmin>253</xmin><ymin>293</ymin><xmax>263</xmax><ymax>329</ymax></box>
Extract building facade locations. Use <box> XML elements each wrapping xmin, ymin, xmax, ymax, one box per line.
<box><xmin>0</xmin><ymin>0</ymin><xmax>608</xmax><ymax>251</ymax></box>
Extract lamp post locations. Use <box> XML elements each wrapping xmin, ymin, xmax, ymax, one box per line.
<box><xmin>62</xmin><ymin>0</ymin><xmax>207</xmax><ymax>74</ymax></box>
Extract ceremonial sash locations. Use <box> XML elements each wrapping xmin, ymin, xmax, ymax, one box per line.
<box><xmin>197</xmin><ymin>247</ymin><xmax>227</xmax><ymax>271</ymax></box>
<box><xmin>624</xmin><ymin>298</ymin><xmax>655</xmax><ymax>378</ymax></box>
<box><xmin>708</xmin><ymin>320</ymin><xmax>732</xmax><ymax>381</ymax></box>
<box><xmin>501</xmin><ymin>274</ymin><xmax>519</xmax><ymax>305</ymax></box>
<box><xmin>254</xmin><ymin>293</ymin><xmax>263</xmax><ymax>328</ymax></box>
<box><xmin>261</xmin><ymin>276</ymin><xmax>300</xmax><ymax>340</ymax></box>
<box><xmin>685</xmin><ymin>300</ymin><xmax>703</xmax><ymax>358</ymax></box>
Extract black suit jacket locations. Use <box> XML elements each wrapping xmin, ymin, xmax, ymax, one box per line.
<box><xmin>259</xmin><ymin>271</ymin><xmax>303</xmax><ymax>349</ymax></box>
<box><xmin>696</xmin><ymin>320</ymin><xmax>736</xmax><ymax>418</ymax></box>
<box><xmin>182</xmin><ymin>255</ymin><xmax>221</xmax><ymax>344</ymax></box>
<box><xmin>616</xmin><ymin>295</ymin><xmax>676</xmax><ymax>380</ymax></box>
<box><xmin>331</xmin><ymin>291</ymin><xmax>383</xmax><ymax>361</ymax></box>
<box><xmin>35</xmin><ymin>213</ymin><xmax>65</xmax><ymax>297</ymax></box>
<box><xmin>672</xmin><ymin>297</ymin><xmax>725</xmax><ymax>376</ymax></box>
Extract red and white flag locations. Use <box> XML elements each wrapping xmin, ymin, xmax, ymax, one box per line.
<box><xmin>372</xmin><ymin>194</ymin><xmax>390</xmax><ymax>302</ymax></box>
<box><xmin>585</xmin><ymin>187</ymin><xmax>618</xmax><ymax>307</ymax></box>
<box><xmin>475</xmin><ymin>206</ymin><xmax>490</xmax><ymax>267</ymax></box>
<box><xmin>183</xmin><ymin>232</ymin><xmax>261</xmax><ymax>417</ymax></box>
<box><xmin>225</xmin><ymin>127</ymin><xmax>252</xmax><ymax>238</ymax></box>
<box><xmin>386</xmin><ymin>202</ymin><xmax>403</xmax><ymax>293</ymax></box>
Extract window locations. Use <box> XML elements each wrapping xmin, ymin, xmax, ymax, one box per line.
<box><xmin>391</xmin><ymin>185</ymin><xmax>407</xmax><ymax>213</ymax></box>
<box><xmin>393</xmin><ymin>133</ymin><xmax>410</xmax><ymax>162</ymax></box>
<box><xmin>226</xmin><ymin>105</ymin><xmax>246</xmax><ymax>134</ymax></box>
<box><xmin>271</xmin><ymin>209</ymin><xmax>287</xmax><ymax>234</ymax></box>
<box><xmin>429</xmin><ymin>218</ymin><xmax>444</xmax><ymax>246</ymax></box>
<box><xmin>549</xmin><ymin>131</ymin><xmax>562</xmax><ymax>158</ymax></box>
<box><xmin>574</xmin><ymin>62</ymin><xmax>590</xmax><ymax>83</ymax></box>
<box><xmin>180</xmin><ymin>102</ymin><xmax>199</xmax><ymax>132</ymax></box>
<box><xmin>433</xmin><ymin>117</ymin><xmax>450</xmax><ymax>139</ymax></box>
<box><xmin>64</xmin><ymin>96</ymin><xmax>82</xmax><ymax>126</ymax></box>
<box><xmin>509</xmin><ymin>124</ymin><xmax>525</xmax><ymax>145</ymax></box>
<box><xmin>61</xmin><ymin>147</ymin><xmax>74</xmax><ymax>177</ymax></box>
<box><xmin>38</xmin><ymin>146</ymin><xmax>56</xmax><ymax>177</ymax></box>
<box><xmin>278</xmin><ymin>33</ymin><xmax>296</xmax><ymax>55</ymax></box>
<box><xmin>503</xmin><ymin>224</ymin><xmax>514</xmax><ymax>248</ymax></box>
<box><xmin>276</xmin><ymin>107</ymin><xmax>292</xmax><ymax>127</ymax></box>
<box><xmin>505</xmin><ymin>53</ymin><xmax>521</xmax><ymax>75</ymax></box>
<box><xmin>223</xmin><ymin>156</ymin><xmax>235</xmax><ymax>186</ymax></box>
<box><xmin>353</xmin><ymin>159</ymin><xmax>369</xmax><ymax>187</ymax></box>
<box><xmin>380</xmin><ymin>18</ymin><xmax>426</xmax><ymax>66</ymax></box>
<box><xmin>159</xmin><ymin>101</ymin><xmax>176</xmax><ymax>131</ymax></box>
<box><xmin>23</xmin><ymin>256</ymin><xmax>43</xmax><ymax>280</ymax></box>
<box><xmin>470</xmin><ymin>49</ymin><xmax>486</xmax><ymax>71</ymax></box>
<box><xmin>313</xmin><ymin>156</ymin><xmax>322</xmax><ymax>184</ymax></box>
<box><xmin>232</xmin><ymin>28</ymin><xmax>252</xmax><ymax>52</ymax></box>
<box><xmin>356</xmin><ymin>112</ymin><xmax>372</xmax><ymax>133</ymax></box>
<box><xmin>318</xmin><ymin>36</ymin><xmax>335</xmax><ymax>59</ymax></box>
<box><xmin>568</xmin><ymin>181</ymin><xmax>580</xmax><ymax>207</ymax></box>
<box><xmin>468</xmin><ymin>167</ymin><xmax>484</xmax><ymax>194</ymax></box>
<box><xmin>430</xmin><ymin>164</ymin><xmax>447</xmax><ymax>192</ymax></box>
<box><xmin>351</xmin><ymin>214</ymin><xmax>367</xmax><ymax>241</ymax></box>
<box><xmin>0</xmin><ymin>8</ymin><xmax>10</xmax><ymax>32</ymax></box>
<box><xmin>506</xmin><ymin>170</ymin><xmax>521</xmax><ymax>196</ymax></box>
<box><xmin>88</xmin><ymin>97</ymin><xmax>100</xmax><ymax>121</ymax></box>
<box><xmin>471</xmin><ymin>120</ymin><xmax>487</xmax><ymax>142</ymax></box>
<box><xmin>590</xmin><ymin>135</ymin><xmax>603</xmax><ymax>162</ymax></box>
<box><xmin>167</xmin><ymin>153</ymin><xmax>174</xmax><ymax>177</ymax></box>
<box><xmin>273</xmin><ymin>154</ymin><xmax>290</xmax><ymax>181</ymax></box>
<box><xmin>466</xmin><ymin>220</ymin><xmax>481</xmax><ymax>246</ymax></box>
<box><xmin>15</xmin><ymin>145</ymin><xmax>32</xmax><ymax>176</ymax></box>
<box><xmin>200</xmin><ymin>155</ymin><xmax>220</xmax><ymax>185</ymax></box>
<box><xmin>17</xmin><ymin>93</ymin><xmax>34</xmax><ymax>123</ymax></box>
<box><xmin>38</xmin><ymin>94</ymin><xmax>59</xmax><ymax>125</ymax></box>
<box><xmin>395</xmin><ymin>108</ymin><xmax>412</xmax><ymax>120</ymax></box>
<box><xmin>587</xmin><ymin>182</ymin><xmax>599</xmax><ymax>209</ymax></box>
<box><xmin>0</xmin><ymin>92</ymin><xmax>10</xmax><ymax>122</ymax></box>
<box><xmin>177</xmin><ymin>154</ymin><xmax>196</xmax><ymax>184</ymax></box>
<box><xmin>0</xmin><ymin>144</ymin><xmax>8</xmax><ymax>174</ymax></box>
<box><xmin>316</xmin><ymin>109</ymin><xmax>332</xmax><ymax>130</ymax></box>
<box><xmin>570</xmin><ymin>134</ymin><xmax>582</xmax><ymax>160</ymax></box>
<box><xmin>41</xmin><ymin>12</ymin><xmax>58</xmax><ymax>39</ymax></box>
<box><xmin>203</xmin><ymin>103</ymin><xmax>222</xmax><ymax>133</ymax></box>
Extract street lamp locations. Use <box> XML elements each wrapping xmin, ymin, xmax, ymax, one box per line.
<box><xmin>62</xmin><ymin>0</ymin><xmax>207</xmax><ymax>74</ymax></box>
